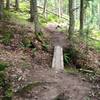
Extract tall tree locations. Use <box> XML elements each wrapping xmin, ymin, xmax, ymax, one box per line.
<box><xmin>0</xmin><ymin>0</ymin><xmax>4</xmax><ymax>20</ymax></box>
<box><xmin>15</xmin><ymin>0</ymin><xmax>19</xmax><ymax>10</ymax></box>
<box><xmin>6</xmin><ymin>0</ymin><xmax>10</xmax><ymax>9</ymax></box>
<box><xmin>30</xmin><ymin>0</ymin><xmax>41</xmax><ymax>34</ymax></box>
<box><xmin>80</xmin><ymin>0</ymin><xmax>84</xmax><ymax>35</ymax></box>
<box><xmin>43</xmin><ymin>0</ymin><xmax>47</xmax><ymax>18</ymax></box>
<box><xmin>68</xmin><ymin>0</ymin><xmax>75</xmax><ymax>40</ymax></box>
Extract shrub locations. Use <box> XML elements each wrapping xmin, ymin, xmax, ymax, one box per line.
<box><xmin>0</xmin><ymin>62</ymin><xmax>9</xmax><ymax>71</ymax></box>
<box><xmin>1</xmin><ymin>32</ymin><xmax>13</xmax><ymax>45</ymax></box>
<box><xmin>63</xmin><ymin>53</ymin><xmax>70</xmax><ymax>64</ymax></box>
<box><xmin>42</xmin><ymin>42</ymin><xmax>49</xmax><ymax>51</ymax></box>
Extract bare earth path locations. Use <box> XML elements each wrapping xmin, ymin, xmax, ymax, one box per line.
<box><xmin>44</xmin><ymin>23</ymin><xmax>69</xmax><ymax>48</ymax></box>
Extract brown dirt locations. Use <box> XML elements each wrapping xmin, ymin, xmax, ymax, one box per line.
<box><xmin>43</xmin><ymin>23</ymin><xmax>69</xmax><ymax>49</ymax></box>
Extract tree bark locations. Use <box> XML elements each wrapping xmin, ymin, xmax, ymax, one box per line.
<box><xmin>30</xmin><ymin>0</ymin><xmax>41</xmax><ymax>34</ymax></box>
<box><xmin>43</xmin><ymin>0</ymin><xmax>47</xmax><ymax>18</ymax></box>
<box><xmin>68</xmin><ymin>0</ymin><xmax>75</xmax><ymax>40</ymax></box>
<box><xmin>80</xmin><ymin>0</ymin><xmax>84</xmax><ymax>35</ymax></box>
<box><xmin>15</xmin><ymin>0</ymin><xmax>19</xmax><ymax>10</ymax></box>
<box><xmin>0</xmin><ymin>0</ymin><xmax>4</xmax><ymax>20</ymax></box>
<box><xmin>6</xmin><ymin>0</ymin><xmax>10</xmax><ymax>9</ymax></box>
<box><xmin>30</xmin><ymin>0</ymin><xmax>34</xmax><ymax>22</ymax></box>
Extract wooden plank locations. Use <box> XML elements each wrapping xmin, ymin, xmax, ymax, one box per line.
<box><xmin>52</xmin><ymin>45</ymin><xmax>64</xmax><ymax>71</ymax></box>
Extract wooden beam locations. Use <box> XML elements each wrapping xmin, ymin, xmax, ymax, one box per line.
<box><xmin>52</xmin><ymin>45</ymin><xmax>64</xmax><ymax>71</ymax></box>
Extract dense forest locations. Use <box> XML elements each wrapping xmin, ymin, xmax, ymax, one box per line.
<box><xmin>0</xmin><ymin>0</ymin><xmax>100</xmax><ymax>100</ymax></box>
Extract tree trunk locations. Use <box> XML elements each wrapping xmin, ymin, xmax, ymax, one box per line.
<box><xmin>15</xmin><ymin>0</ymin><xmax>19</xmax><ymax>10</ymax></box>
<box><xmin>43</xmin><ymin>0</ymin><xmax>47</xmax><ymax>18</ymax></box>
<box><xmin>68</xmin><ymin>0</ymin><xmax>75</xmax><ymax>40</ymax></box>
<box><xmin>30</xmin><ymin>0</ymin><xmax>34</xmax><ymax>22</ymax></box>
<box><xmin>80</xmin><ymin>0</ymin><xmax>84</xmax><ymax>35</ymax></box>
<box><xmin>6</xmin><ymin>0</ymin><xmax>10</xmax><ymax>9</ymax></box>
<box><xmin>0</xmin><ymin>0</ymin><xmax>4</xmax><ymax>20</ymax></box>
<box><xmin>30</xmin><ymin>0</ymin><xmax>41</xmax><ymax>34</ymax></box>
<box><xmin>58</xmin><ymin>0</ymin><xmax>62</xmax><ymax>19</ymax></box>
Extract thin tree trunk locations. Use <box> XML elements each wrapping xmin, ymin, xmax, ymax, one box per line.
<box><xmin>6</xmin><ymin>0</ymin><xmax>10</xmax><ymax>9</ymax></box>
<box><xmin>15</xmin><ymin>0</ymin><xmax>19</xmax><ymax>10</ymax></box>
<box><xmin>30</xmin><ymin>0</ymin><xmax>34</xmax><ymax>22</ymax></box>
<box><xmin>0</xmin><ymin>0</ymin><xmax>4</xmax><ymax>20</ymax></box>
<box><xmin>43</xmin><ymin>0</ymin><xmax>47</xmax><ymax>18</ymax></box>
<box><xmin>68</xmin><ymin>0</ymin><xmax>75</xmax><ymax>40</ymax></box>
<box><xmin>80</xmin><ymin>0</ymin><xmax>84</xmax><ymax>35</ymax></box>
<box><xmin>58</xmin><ymin>0</ymin><xmax>61</xmax><ymax>18</ymax></box>
<box><xmin>30</xmin><ymin>0</ymin><xmax>41</xmax><ymax>34</ymax></box>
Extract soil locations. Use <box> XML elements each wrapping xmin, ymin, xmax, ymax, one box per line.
<box><xmin>0</xmin><ymin>21</ymin><xmax>100</xmax><ymax>100</ymax></box>
<box><xmin>44</xmin><ymin>23</ymin><xmax>69</xmax><ymax>49</ymax></box>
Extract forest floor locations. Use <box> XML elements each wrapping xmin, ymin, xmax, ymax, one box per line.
<box><xmin>0</xmin><ymin>21</ymin><xmax>100</xmax><ymax>100</ymax></box>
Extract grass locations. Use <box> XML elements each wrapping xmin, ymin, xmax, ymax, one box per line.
<box><xmin>64</xmin><ymin>66</ymin><xmax>78</xmax><ymax>74</ymax></box>
<box><xmin>0</xmin><ymin>61</ymin><xmax>9</xmax><ymax>71</ymax></box>
<box><xmin>0</xmin><ymin>32</ymin><xmax>13</xmax><ymax>45</ymax></box>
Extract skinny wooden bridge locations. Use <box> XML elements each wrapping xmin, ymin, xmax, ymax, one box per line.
<box><xmin>52</xmin><ymin>45</ymin><xmax>64</xmax><ymax>71</ymax></box>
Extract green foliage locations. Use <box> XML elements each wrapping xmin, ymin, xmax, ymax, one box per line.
<box><xmin>20</xmin><ymin>1</ymin><xmax>30</xmax><ymax>13</ymax></box>
<box><xmin>42</xmin><ymin>42</ymin><xmax>49</xmax><ymax>51</ymax></box>
<box><xmin>0</xmin><ymin>62</ymin><xmax>9</xmax><ymax>71</ymax></box>
<box><xmin>4</xmin><ymin>10</ymin><xmax>11</xmax><ymax>19</ymax></box>
<box><xmin>64</xmin><ymin>66</ymin><xmax>78</xmax><ymax>74</ymax></box>
<box><xmin>0</xmin><ymin>72</ymin><xmax>5</xmax><ymax>86</ymax></box>
<box><xmin>36</xmin><ymin>32</ymin><xmax>44</xmax><ymax>42</ymax></box>
<box><xmin>37</xmin><ymin>32</ymin><xmax>43</xmax><ymax>37</ymax></box>
<box><xmin>64</xmin><ymin>53</ymin><xmax>70</xmax><ymax>64</ymax></box>
<box><xmin>0</xmin><ymin>72</ymin><xmax>13</xmax><ymax>100</ymax></box>
<box><xmin>1</xmin><ymin>32</ymin><xmax>13</xmax><ymax>45</ymax></box>
<box><xmin>22</xmin><ymin>38</ymin><xmax>32</xmax><ymax>48</ymax></box>
<box><xmin>3</xmin><ymin>84</ymin><xmax>13</xmax><ymax>100</ymax></box>
<box><xmin>32</xmin><ymin>48</ymin><xmax>37</xmax><ymax>55</ymax></box>
<box><xmin>88</xmin><ymin>37</ymin><xmax>100</xmax><ymax>52</ymax></box>
<box><xmin>18</xmin><ymin>81</ymin><xmax>44</xmax><ymax>93</ymax></box>
<box><xmin>47</xmin><ymin>14</ymin><xmax>58</xmax><ymax>22</ymax></box>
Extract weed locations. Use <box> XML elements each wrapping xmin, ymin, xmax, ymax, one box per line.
<box><xmin>0</xmin><ymin>61</ymin><xmax>9</xmax><ymax>71</ymax></box>
<box><xmin>63</xmin><ymin>53</ymin><xmax>70</xmax><ymax>64</ymax></box>
<box><xmin>42</xmin><ymin>42</ymin><xmax>49</xmax><ymax>51</ymax></box>
<box><xmin>1</xmin><ymin>32</ymin><xmax>13</xmax><ymax>45</ymax></box>
<box><xmin>32</xmin><ymin>48</ymin><xmax>37</xmax><ymax>55</ymax></box>
<box><xmin>0</xmin><ymin>72</ymin><xmax>13</xmax><ymax>100</ymax></box>
<box><xmin>22</xmin><ymin>37</ymin><xmax>32</xmax><ymax>48</ymax></box>
<box><xmin>17</xmin><ymin>81</ymin><xmax>44</xmax><ymax>93</ymax></box>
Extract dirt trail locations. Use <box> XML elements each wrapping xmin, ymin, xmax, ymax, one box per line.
<box><xmin>44</xmin><ymin>23</ymin><xmax>69</xmax><ymax>48</ymax></box>
<box><xmin>14</xmin><ymin>69</ymin><xmax>91</xmax><ymax>100</ymax></box>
